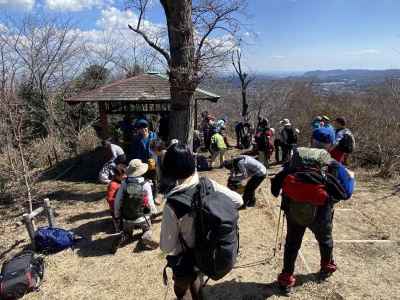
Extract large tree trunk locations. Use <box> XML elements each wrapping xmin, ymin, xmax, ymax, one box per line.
<box><xmin>242</xmin><ymin>88</ymin><xmax>248</xmax><ymax>117</ymax></box>
<box><xmin>160</xmin><ymin>0</ymin><xmax>197</xmax><ymax>147</ymax></box>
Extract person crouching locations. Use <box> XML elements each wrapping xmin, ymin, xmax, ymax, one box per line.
<box><xmin>223</xmin><ymin>155</ymin><xmax>267</xmax><ymax>208</ymax></box>
<box><xmin>114</xmin><ymin>159</ymin><xmax>158</xmax><ymax>250</ymax></box>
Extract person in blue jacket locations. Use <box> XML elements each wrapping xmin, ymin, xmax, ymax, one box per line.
<box><xmin>128</xmin><ymin>119</ymin><xmax>157</xmax><ymax>163</ymax></box>
<box><xmin>271</xmin><ymin>127</ymin><xmax>355</xmax><ymax>294</ymax></box>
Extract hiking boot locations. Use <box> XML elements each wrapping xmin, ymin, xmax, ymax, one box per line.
<box><xmin>277</xmin><ymin>273</ymin><xmax>296</xmax><ymax>295</ymax></box>
<box><xmin>319</xmin><ymin>260</ymin><xmax>337</xmax><ymax>281</ymax></box>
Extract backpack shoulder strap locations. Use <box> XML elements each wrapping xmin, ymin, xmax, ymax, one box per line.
<box><xmin>167</xmin><ymin>185</ymin><xmax>199</xmax><ymax>219</ymax></box>
<box><xmin>199</xmin><ymin>177</ymin><xmax>214</xmax><ymax>198</ymax></box>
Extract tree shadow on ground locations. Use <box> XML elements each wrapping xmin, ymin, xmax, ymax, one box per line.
<box><xmin>67</xmin><ymin>210</ymin><xmax>110</xmax><ymax>223</ymax></box>
<box><xmin>39</xmin><ymin>147</ymin><xmax>109</xmax><ymax>184</ymax></box>
<box><xmin>204</xmin><ymin>273</ymin><xmax>319</xmax><ymax>299</ymax></box>
<box><xmin>71</xmin><ymin>218</ymin><xmax>117</xmax><ymax>257</ymax></box>
<box><xmin>45</xmin><ymin>190</ymin><xmax>105</xmax><ymax>203</ymax></box>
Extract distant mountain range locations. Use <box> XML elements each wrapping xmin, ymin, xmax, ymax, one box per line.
<box><xmin>301</xmin><ymin>69</ymin><xmax>400</xmax><ymax>83</ymax></box>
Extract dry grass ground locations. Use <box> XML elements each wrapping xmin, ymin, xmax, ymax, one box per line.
<box><xmin>1</xmin><ymin>163</ymin><xmax>399</xmax><ymax>300</ymax></box>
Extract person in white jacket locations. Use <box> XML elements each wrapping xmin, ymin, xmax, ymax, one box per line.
<box><xmin>159</xmin><ymin>143</ymin><xmax>243</xmax><ymax>300</ymax></box>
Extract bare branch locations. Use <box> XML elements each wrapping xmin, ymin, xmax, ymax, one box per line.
<box><xmin>128</xmin><ymin>24</ymin><xmax>171</xmax><ymax>65</ymax></box>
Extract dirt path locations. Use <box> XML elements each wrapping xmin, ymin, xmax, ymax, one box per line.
<box><xmin>1</xmin><ymin>166</ymin><xmax>399</xmax><ymax>300</ymax></box>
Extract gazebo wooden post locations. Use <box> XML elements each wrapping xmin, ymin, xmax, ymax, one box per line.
<box><xmin>98</xmin><ymin>102</ymin><xmax>109</xmax><ymax>138</ymax></box>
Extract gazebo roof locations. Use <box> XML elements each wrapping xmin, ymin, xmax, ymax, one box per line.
<box><xmin>65</xmin><ymin>73</ymin><xmax>220</xmax><ymax>104</ymax></box>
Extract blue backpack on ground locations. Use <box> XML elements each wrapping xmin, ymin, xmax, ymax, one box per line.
<box><xmin>34</xmin><ymin>227</ymin><xmax>76</xmax><ymax>253</ymax></box>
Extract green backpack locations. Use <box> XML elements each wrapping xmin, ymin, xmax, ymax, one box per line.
<box><xmin>286</xmin><ymin>147</ymin><xmax>332</xmax><ymax>226</ymax></box>
<box><xmin>121</xmin><ymin>179</ymin><xmax>146</xmax><ymax>221</ymax></box>
<box><xmin>288</xmin><ymin>202</ymin><xmax>318</xmax><ymax>226</ymax></box>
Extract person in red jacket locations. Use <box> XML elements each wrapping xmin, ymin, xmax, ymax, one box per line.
<box><xmin>106</xmin><ymin>164</ymin><xmax>126</xmax><ymax>231</ymax></box>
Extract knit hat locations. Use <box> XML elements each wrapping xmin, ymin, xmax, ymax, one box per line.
<box><xmin>312</xmin><ymin>127</ymin><xmax>334</xmax><ymax>144</ymax></box>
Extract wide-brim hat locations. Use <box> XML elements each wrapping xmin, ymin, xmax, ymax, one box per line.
<box><xmin>127</xmin><ymin>159</ymin><xmax>148</xmax><ymax>177</ymax></box>
<box><xmin>280</xmin><ymin>118</ymin><xmax>291</xmax><ymax>126</ymax></box>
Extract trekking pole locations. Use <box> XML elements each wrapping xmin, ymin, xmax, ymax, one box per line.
<box><xmin>273</xmin><ymin>207</ymin><xmax>282</xmax><ymax>257</ymax></box>
<box><xmin>278</xmin><ymin>212</ymin><xmax>286</xmax><ymax>251</ymax></box>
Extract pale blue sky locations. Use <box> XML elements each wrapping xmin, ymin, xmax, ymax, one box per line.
<box><xmin>1</xmin><ymin>0</ymin><xmax>400</xmax><ymax>72</ymax></box>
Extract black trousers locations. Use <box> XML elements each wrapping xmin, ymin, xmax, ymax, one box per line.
<box><xmin>281</xmin><ymin>144</ymin><xmax>293</xmax><ymax>162</ymax></box>
<box><xmin>243</xmin><ymin>174</ymin><xmax>266</xmax><ymax>206</ymax></box>
<box><xmin>283</xmin><ymin>203</ymin><xmax>334</xmax><ymax>274</ymax></box>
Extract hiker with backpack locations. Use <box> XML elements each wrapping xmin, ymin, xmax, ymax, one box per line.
<box><xmin>271</xmin><ymin>127</ymin><xmax>355</xmax><ymax>293</ymax></box>
<box><xmin>160</xmin><ymin>143</ymin><xmax>243</xmax><ymax>300</ymax></box>
<box><xmin>223</xmin><ymin>155</ymin><xmax>267</xmax><ymax>208</ymax></box>
<box><xmin>255</xmin><ymin>118</ymin><xmax>275</xmax><ymax>168</ymax></box>
<box><xmin>331</xmin><ymin>117</ymin><xmax>355</xmax><ymax>164</ymax></box>
<box><xmin>280</xmin><ymin>119</ymin><xmax>298</xmax><ymax>162</ymax></box>
<box><xmin>210</xmin><ymin>128</ymin><xmax>228</xmax><ymax>168</ymax></box>
<box><xmin>106</xmin><ymin>164</ymin><xmax>127</xmax><ymax>232</ymax></box>
<box><xmin>114</xmin><ymin>159</ymin><xmax>159</xmax><ymax>250</ymax></box>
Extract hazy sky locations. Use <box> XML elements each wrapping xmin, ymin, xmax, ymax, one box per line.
<box><xmin>1</xmin><ymin>0</ymin><xmax>400</xmax><ymax>72</ymax></box>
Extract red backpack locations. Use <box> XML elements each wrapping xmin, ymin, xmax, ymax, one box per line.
<box><xmin>282</xmin><ymin>168</ymin><xmax>329</xmax><ymax>226</ymax></box>
<box><xmin>282</xmin><ymin>172</ymin><xmax>328</xmax><ymax>206</ymax></box>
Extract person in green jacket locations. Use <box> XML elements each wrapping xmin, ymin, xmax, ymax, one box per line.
<box><xmin>210</xmin><ymin>128</ymin><xmax>227</xmax><ymax>168</ymax></box>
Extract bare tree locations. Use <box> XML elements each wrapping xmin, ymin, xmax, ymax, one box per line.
<box><xmin>231</xmin><ymin>48</ymin><xmax>254</xmax><ymax>117</ymax></box>
<box><xmin>126</xmin><ymin>0</ymin><xmax>246</xmax><ymax>144</ymax></box>
<box><xmin>0</xmin><ymin>15</ymin><xmax>82</xmax><ymax>138</ymax></box>
<box><xmin>0</xmin><ymin>37</ymin><xmax>34</xmax><ymax>212</ymax></box>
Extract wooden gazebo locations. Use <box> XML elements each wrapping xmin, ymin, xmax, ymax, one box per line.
<box><xmin>65</xmin><ymin>73</ymin><xmax>220</xmax><ymax>134</ymax></box>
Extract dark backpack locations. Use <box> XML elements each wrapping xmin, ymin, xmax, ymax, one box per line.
<box><xmin>122</xmin><ymin>179</ymin><xmax>147</xmax><ymax>221</ymax></box>
<box><xmin>34</xmin><ymin>227</ymin><xmax>76</xmax><ymax>253</ymax></box>
<box><xmin>196</xmin><ymin>155</ymin><xmax>211</xmax><ymax>171</ymax></box>
<box><xmin>285</xmin><ymin>127</ymin><xmax>297</xmax><ymax>145</ymax></box>
<box><xmin>337</xmin><ymin>131</ymin><xmax>355</xmax><ymax>154</ymax></box>
<box><xmin>168</xmin><ymin>177</ymin><xmax>239</xmax><ymax>281</ymax></box>
<box><xmin>0</xmin><ymin>251</ymin><xmax>44</xmax><ymax>299</ymax></box>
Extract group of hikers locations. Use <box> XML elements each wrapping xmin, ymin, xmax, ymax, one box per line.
<box><xmin>96</xmin><ymin>112</ymin><xmax>355</xmax><ymax>299</ymax></box>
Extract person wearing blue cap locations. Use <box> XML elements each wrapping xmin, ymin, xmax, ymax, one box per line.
<box><xmin>271</xmin><ymin>126</ymin><xmax>355</xmax><ymax>294</ymax></box>
<box><xmin>128</xmin><ymin>119</ymin><xmax>157</xmax><ymax>163</ymax></box>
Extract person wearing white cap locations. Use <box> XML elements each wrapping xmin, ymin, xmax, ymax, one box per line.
<box><xmin>279</xmin><ymin>118</ymin><xmax>298</xmax><ymax>162</ymax></box>
<box><xmin>114</xmin><ymin>159</ymin><xmax>158</xmax><ymax>249</ymax></box>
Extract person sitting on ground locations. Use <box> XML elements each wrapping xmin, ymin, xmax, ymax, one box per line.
<box><xmin>210</xmin><ymin>128</ymin><xmax>228</xmax><ymax>168</ymax></box>
<box><xmin>330</xmin><ymin>117</ymin><xmax>355</xmax><ymax>164</ymax></box>
<box><xmin>102</xmin><ymin>139</ymin><xmax>126</xmax><ymax>164</ymax></box>
<box><xmin>98</xmin><ymin>154</ymin><xmax>126</xmax><ymax>184</ymax></box>
<box><xmin>160</xmin><ymin>143</ymin><xmax>243</xmax><ymax>300</ymax></box>
<box><xmin>114</xmin><ymin>159</ymin><xmax>159</xmax><ymax>250</ymax></box>
<box><xmin>128</xmin><ymin>119</ymin><xmax>157</xmax><ymax>163</ymax></box>
<box><xmin>280</xmin><ymin>119</ymin><xmax>298</xmax><ymax>162</ymax></box>
<box><xmin>223</xmin><ymin>155</ymin><xmax>267</xmax><ymax>208</ymax></box>
<box><xmin>271</xmin><ymin>127</ymin><xmax>355</xmax><ymax>294</ymax></box>
<box><xmin>106</xmin><ymin>164</ymin><xmax>126</xmax><ymax>231</ymax></box>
